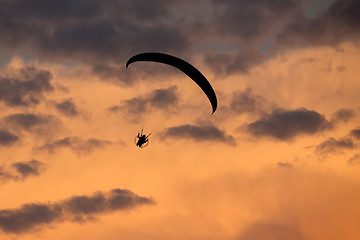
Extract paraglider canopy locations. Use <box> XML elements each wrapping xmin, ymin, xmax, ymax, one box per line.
<box><xmin>126</xmin><ymin>52</ymin><xmax>217</xmax><ymax>114</ymax></box>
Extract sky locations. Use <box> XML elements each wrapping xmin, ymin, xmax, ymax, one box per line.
<box><xmin>0</xmin><ymin>0</ymin><xmax>360</xmax><ymax>239</ymax></box>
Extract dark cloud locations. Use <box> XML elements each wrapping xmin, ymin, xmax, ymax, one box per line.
<box><xmin>300</xmin><ymin>58</ymin><xmax>318</xmax><ymax>63</ymax></box>
<box><xmin>230</xmin><ymin>88</ymin><xmax>276</xmax><ymax>116</ymax></box>
<box><xmin>4</xmin><ymin>113</ymin><xmax>52</xmax><ymax>130</ymax></box>
<box><xmin>331</xmin><ymin>108</ymin><xmax>355</xmax><ymax>124</ymax></box>
<box><xmin>63</xmin><ymin>189</ymin><xmax>153</xmax><ymax>220</ymax></box>
<box><xmin>315</xmin><ymin>137</ymin><xmax>355</xmax><ymax>156</ymax></box>
<box><xmin>55</xmin><ymin>99</ymin><xmax>79</xmax><ymax>117</ymax></box>
<box><xmin>337</xmin><ymin>66</ymin><xmax>346</xmax><ymax>72</ymax></box>
<box><xmin>203</xmin><ymin>47</ymin><xmax>267</xmax><ymax>75</ymax></box>
<box><xmin>278</xmin><ymin>162</ymin><xmax>294</xmax><ymax>169</ymax></box>
<box><xmin>313</xmin><ymin>127</ymin><xmax>360</xmax><ymax>159</ymax></box>
<box><xmin>148</xmin><ymin>86</ymin><xmax>179</xmax><ymax>109</ymax></box>
<box><xmin>0</xmin><ymin>203</ymin><xmax>63</xmax><ymax>234</ymax></box>
<box><xmin>274</xmin><ymin>0</ymin><xmax>360</xmax><ymax>50</ymax></box>
<box><xmin>37</xmin><ymin>137</ymin><xmax>112</xmax><ymax>154</ymax></box>
<box><xmin>1</xmin><ymin>0</ymin><xmax>358</xmax><ymax>79</ymax></box>
<box><xmin>350</xmin><ymin>128</ymin><xmax>360</xmax><ymax>139</ymax></box>
<box><xmin>210</xmin><ymin>0</ymin><xmax>302</xmax><ymax>42</ymax></box>
<box><xmin>162</xmin><ymin>124</ymin><xmax>236</xmax><ymax>146</ymax></box>
<box><xmin>0</xmin><ymin>129</ymin><xmax>19</xmax><ymax>146</ymax></box>
<box><xmin>111</xmin><ymin>86</ymin><xmax>179</xmax><ymax>123</ymax></box>
<box><xmin>236</xmin><ymin>222</ymin><xmax>304</xmax><ymax>240</ymax></box>
<box><xmin>11</xmin><ymin>160</ymin><xmax>44</xmax><ymax>178</ymax></box>
<box><xmin>0</xmin><ymin>188</ymin><xmax>154</xmax><ymax>234</ymax></box>
<box><xmin>93</xmin><ymin>61</ymin><xmax>183</xmax><ymax>87</ymax></box>
<box><xmin>0</xmin><ymin>0</ymin><xmax>189</xmax><ymax>65</ymax></box>
<box><xmin>246</xmin><ymin>108</ymin><xmax>332</xmax><ymax>140</ymax></box>
<box><xmin>0</xmin><ymin>167</ymin><xmax>12</xmax><ymax>181</ymax></box>
<box><xmin>0</xmin><ymin>67</ymin><xmax>53</xmax><ymax>107</ymax></box>
<box><xmin>92</xmin><ymin>65</ymin><xmax>136</xmax><ymax>86</ymax></box>
<box><xmin>348</xmin><ymin>153</ymin><xmax>360</xmax><ymax>165</ymax></box>
<box><xmin>4</xmin><ymin>113</ymin><xmax>61</xmax><ymax>137</ymax></box>
<box><xmin>0</xmin><ymin>160</ymin><xmax>45</xmax><ymax>183</ymax></box>
<box><xmin>110</xmin><ymin>97</ymin><xmax>146</xmax><ymax>124</ymax></box>
<box><xmin>202</xmin><ymin>0</ymin><xmax>360</xmax><ymax>75</ymax></box>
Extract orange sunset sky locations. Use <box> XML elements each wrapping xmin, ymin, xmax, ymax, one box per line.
<box><xmin>1</xmin><ymin>0</ymin><xmax>360</xmax><ymax>239</ymax></box>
